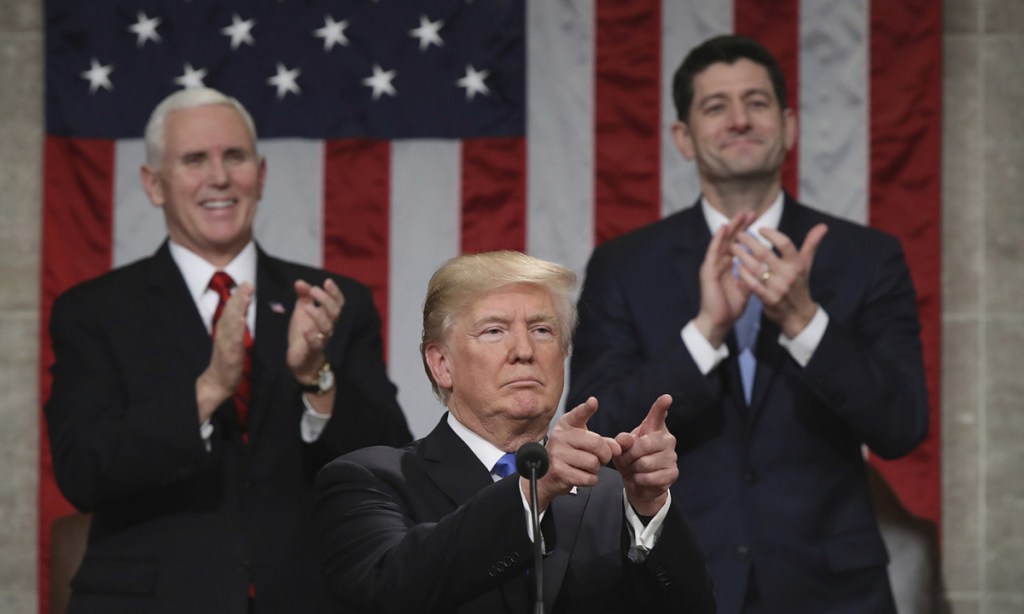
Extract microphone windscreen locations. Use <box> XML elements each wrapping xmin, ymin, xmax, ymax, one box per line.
<box><xmin>515</xmin><ymin>442</ymin><xmax>549</xmax><ymax>479</ymax></box>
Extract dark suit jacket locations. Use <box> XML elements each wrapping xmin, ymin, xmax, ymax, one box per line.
<box><xmin>568</xmin><ymin>195</ymin><xmax>929</xmax><ymax>614</ymax></box>
<box><xmin>313</xmin><ymin>416</ymin><xmax>716</xmax><ymax>614</ymax></box>
<box><xmin>45</xmin><ymin>242</ymin><xmax>412</xmax><ymax>614</ymax></box>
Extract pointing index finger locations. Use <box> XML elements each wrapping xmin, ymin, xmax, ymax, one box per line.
<box><xmin>562</xmin><ymin>396</ymin><xmax>599</xmax><ymax>430</ymax></box>
<box><xmin>638</xmin><ymin>394</ymin><xmax>672</xmax><ymax>435</ymax></box>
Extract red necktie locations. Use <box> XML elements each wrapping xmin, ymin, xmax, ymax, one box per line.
<box><xmin>209</xmin><ymin>272</ymin><xmax>253</xmax><ymax>432</ymax></box>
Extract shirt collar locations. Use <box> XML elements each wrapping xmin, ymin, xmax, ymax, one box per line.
<box><xmin>700</xmin><ymin>192</ymin><xmax>784</xmax><ymax>248</ymax></box>
<box><xmin>446</xmin><ymin>412</ymin><xmax>514</xmax><ymax>474</ymax></box>
<box><xmin>169</xmin><ymin>240</ymin><xmax>257</xmax><ymax>304</ymax></box>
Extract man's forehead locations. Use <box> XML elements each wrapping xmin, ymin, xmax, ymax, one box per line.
<box><xmin>463</xmin><ymin>284</ymin><xmax>557</xmax><ymax>321</ymax></box>
<box><xmin>694</xmin><ymin>59</ymin><xmax>774</xmax><ymax>95</ymax></box>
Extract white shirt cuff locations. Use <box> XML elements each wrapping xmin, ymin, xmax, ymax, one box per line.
<box><xmin>300</xmin><ymin>395</ymin><xmax>332</xmax><ymax>442</ymax></box>
<box><xmin>682</xmin><ymin>320</ymin><xmax>729</xmax><ymax>375</ymax></box>
<box><xmin>777</xmin><ymin>306</ymin><xmax>828</xmax><ymax>367</ymax></box>
<box><xmin>517</xmin><ymin>479</ymin><xmax>548</xmax><ymax>551</ymax></box>
<box><xmin>200</xmin><ymin>419</ymin><xmax>214</xmax><ymax>453</ymax></box>
<box><xmin>623</xmin><ymin>489</ymin><xmax>671</xmax><ymax>553</ymax></box>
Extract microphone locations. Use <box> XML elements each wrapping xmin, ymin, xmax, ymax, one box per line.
<box><xmin>515</xmin><ymin>442</ymin><xmax>549</xmax><ymax>479</ymax></box>
<box><xmin>516</xmin><ymin>442</ymin><xmax>549</xmax><ymax>614</ymax></box>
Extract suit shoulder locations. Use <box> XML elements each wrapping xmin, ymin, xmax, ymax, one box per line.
<box><xmin>319</xmin><ymin>440</ymin><xmax>421</xmax><ymax>486</ymax></box>
<box><xmin>52</xmin><ymin>257</ymin><xmax>153</xmax><ymax>310</ymax></box>
<box><xmin>260</xmin><ymin>253</ymin><xmax>375</xmax><ymax>302</ymax></box>
<box><xmin>588</xmin><ymin>208</ymin><xmax>697</xmax><ymax>272</ymax></box>
<box><xmin>791</xmin><ymin>202</ymin><xmax>903</xmax><ymax>251</ymax></box>
<box><xmin>599</xmin><ymin>209</ymin><xmax>692</xmax><ymax>252</ymax></box>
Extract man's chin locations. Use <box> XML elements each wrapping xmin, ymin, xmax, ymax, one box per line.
<box><xmin>505</xmin><ymin>395</ymin><xmax>557</xmax><ymax>422</ymax></box>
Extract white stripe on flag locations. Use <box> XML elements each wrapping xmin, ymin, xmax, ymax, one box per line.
<box><xmin>388</xmin><ymin>140</ymin><xmax>461</xmax><ymax>436</ymax></box>
<box><xmin>660</xmin><ymin>0</ymin><xmax>733</xmax><ymax>217</ymax></box>
<box><xmin>254</xmin><ymin>140</ymin><xmax>325</xmax><ymax>265</ymax></box>
<box><xmin>525</xmin><ymin>0</ymin><xmax>595</xmax><ymax>277</ymax></box>
<box><xmin>798</xmin><ymin>0</ymin><xmax>869</xmax><ymax>224</ymax></box>
<box><xmin>114</xmin><ymin>139</ymin><xmax>161</xmax><ymax>267</ymax></box>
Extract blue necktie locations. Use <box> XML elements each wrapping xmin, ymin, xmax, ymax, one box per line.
<box><xmin>735</xmin><ymin>295</ymin><xmax>761</xmax><ymax>405</ymax></box>
<box><xmin>492</xmin><ymin>452</ymin><xmax>517</xmax><ymax>479</ymax></box>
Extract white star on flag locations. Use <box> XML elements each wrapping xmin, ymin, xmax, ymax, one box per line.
<box><xmin>80</xmin><ymin>58</ymin><xmax>114</xmax><ymax>93</ymax></box>
<box><xmin>174</xmin><ymin>63</ymin><xmax>208</xmax><ymax>89</ymax></box>
<box><xmin>128</xmin><ymin>12</ymin><xmax>162</xmax><ymax>47</ymax></box>
<box><xmin>409</xmin><ymin>15</ymin><xmax>444</xmax><ymax>52</ymax></box>
<box><xmin>362</xmin><ymin>64</ymin><xmax>397</xmax><ymax>100</ymax></box>
<box><xmin>221</xmin><ymin>14</ymin><xmax>256</xmax><ymax>50</ymax></box>
<box><xmin>456</xmin><ymin>64</ymin><xmax>490</xmax><ymax>100</ymax></box>
<box><xmin>267</xmin><ymin>63</ymin><xmax>301</xmax><ymax>99</ymax></box>
<box><xmin>313</xmin><ymin>15</ymin><xmax>350</xmax><ymax>51</ymax></box>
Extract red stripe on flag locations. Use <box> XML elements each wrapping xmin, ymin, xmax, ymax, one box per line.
<box><xmin>593</xmin><ymin>0</ymin><xmax>662</xmax><ymax>245</ymax></box>
<box><xmin>38</xmin><ymin>136</ymin><xmax>117</xmax><ymax>612</ymax></box>
<box><xmin>868</xmin><ymin>1</ymin><xmax>943</xmax><ymax>526</ymax></box>
<box><xmin>734</xmin><ymin>0</ymin><xmax>801</xmax><ymax>197</ymax></box>
<box><xmin>323</xmin><ymin>139</ymin><xmax>392</xmax><ymax>352</ymax></box>
<box><xmin>461</xmin><ymin>137</ymin><xmax>527</xmax><ymax>253</ymax></box>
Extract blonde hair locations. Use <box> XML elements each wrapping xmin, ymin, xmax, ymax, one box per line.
<box><xmin>420</xmin><ymin>251</ymin><xmax>577</xmax><ymax>404</ymax></box>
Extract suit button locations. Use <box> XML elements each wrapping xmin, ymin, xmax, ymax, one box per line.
<box><xmin>735</xmin><ymin>546</ymin><xmax>750</xmax><ymax>561</ymax></box>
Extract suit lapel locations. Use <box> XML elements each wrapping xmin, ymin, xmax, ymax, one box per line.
<box><xmin>748</xmin><ymin>195</ymin><xmax>813</xmax><ymax>419</ymax></box>
<box><xmin>144</xmin><ymin>243</ymin><xmax>212</xmax><ymax>376</ymax></box>
<box><xmin>669</xmin><ymin>204</ymin><xmax>712</xmax><ymax>316</ymax></box>
<box><xmin>670</xmin><ymin>204</ymin><xmax>752</xmax><ymax>409</ymax></box>
<box><xmin>541</xmin><ymin>483</ymin><xmax>594</xmax><ymax>612</ymax></box>
<box><xmin>418</xmin><ymin>418</ymin><xmax>495</xmax><ymax>508</ymax></box>
<box><xmin>247</xmin><ymin>248</ymin><xmax>293</xmax><ymax>445</ymax></box>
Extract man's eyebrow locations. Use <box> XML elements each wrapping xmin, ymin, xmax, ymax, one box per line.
<box><xmin>697</xmin><ymin>87</ymin><xmax>774</xmax><ymax>106</ymax></box>
<box><xmin>469</xmin><ymin>312</ymin><xmax>513</xmax><ymax>328</ymax></box>
<box><xmin>468</xmin><ymin>312</ymin><xmax>556</xmax><ymax>327</ymax></box>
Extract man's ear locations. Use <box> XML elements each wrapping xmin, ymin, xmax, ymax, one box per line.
<box><xmin>424</xmin><ymin>343</ymin><xmax>453</xmax><ymax>391</ymax></box>
<box><xmin>671</xmin><ymin>121</ymin><xmax>696</xmax><ymax>161</ymax></box>
<box><xmin>783</xmin><ymin>107</ymin><xmax>797</xmax><ymax>152</ymax></box>
<box><xmin>140</xmin><ymin>164</ymin><xmax>165</xmax><ymax>208</ymax></box>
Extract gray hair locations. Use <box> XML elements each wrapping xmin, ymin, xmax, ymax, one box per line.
<box><xmin>143</xmin><ymin>87</ymin><xmax>259</xmax><ymax>168</ymax></box>
<box><xmin>420</xmin><ymin>251</ymin><xmax>578</xmax><ymax>404</ymax></box>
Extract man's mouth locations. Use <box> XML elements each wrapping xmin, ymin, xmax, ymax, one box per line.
<box><xmin>505</xmin><ymin>377</ymin><xmax>541</xmax><ymax>388</ymax></box>
<box><xmin>201</xmin><ymin>199</ymin><xmax>236</xmax><ymax>210</ymax></box>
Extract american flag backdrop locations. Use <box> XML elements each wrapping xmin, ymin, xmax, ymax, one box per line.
<box><xmin>40</xmin><ymin>0</ymin><xmax>941</xmax><ymax>609</ymax></box>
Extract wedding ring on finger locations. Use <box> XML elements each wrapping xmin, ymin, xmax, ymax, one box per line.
<box><xmin>316</xmin><ymin>332</ymin><xmax>326</xmax><ymax>342</ymax></box>
<box><xmin>761</xmin><ymin>263</ymin><xmax>772</xmax><ymax>282</ymax></box>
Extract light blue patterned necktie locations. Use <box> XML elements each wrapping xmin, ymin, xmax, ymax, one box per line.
<box><xmin>735</xmin><ymin>294</ymin><xmax>762</xmax><ymax>405</ymax></box>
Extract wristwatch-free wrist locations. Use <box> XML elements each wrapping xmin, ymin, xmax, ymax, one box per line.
<box><xmin>299</xmin><ymin>362</ymin><xmax>335</xmax><ymax>395</ymax></box>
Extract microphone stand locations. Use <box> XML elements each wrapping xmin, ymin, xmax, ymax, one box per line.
<box><xmin>516</xmin><ymin>442</ymin><xmax>549</xmax><ymax>614</ymax></box>
<box><xmin>527</xmin><ymin>463</ymin><xmax>544</xmax><ymax>614</ymax></box>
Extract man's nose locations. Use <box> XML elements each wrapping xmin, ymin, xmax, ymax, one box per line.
<box><xmin>206</xmin><ymin>159</ymin><xmax>230</xmax><ymax>185</ymax></box>
<box><xmin>728</xmin><ymin>104</ymin><xmax>752</xmax><ymax>130</ymax></box>
<box><xmin>508</xmin><ymin>328</ymin><xmax>535</xmax><ymax>362</ymax></box>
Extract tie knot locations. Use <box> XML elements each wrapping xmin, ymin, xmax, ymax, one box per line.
<box><xmin>209</xmin><ymin>271</ymin><xmax>236</xmax><ymax>300</ymax></box>
<box><xmin>492</xmin><ymin>452</ymin><xmax>517</xmax><ymax>479</ymax></box>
